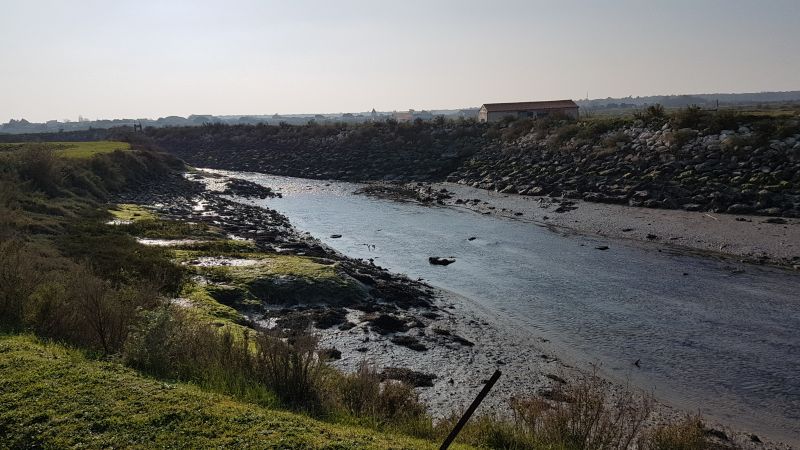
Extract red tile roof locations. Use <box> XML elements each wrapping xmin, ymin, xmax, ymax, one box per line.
<box><xmin>481</xmin><ymin>100</ymin><xmax>578</xmax><ymax>112</ymax></box>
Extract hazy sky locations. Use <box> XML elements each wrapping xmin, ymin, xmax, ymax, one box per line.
<box><xmin>1</xmin><ymin>0</ymin><xmax>798</xmax><ymax>122</ymax></box>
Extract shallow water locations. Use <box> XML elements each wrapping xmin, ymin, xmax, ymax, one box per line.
<box><xmin>209</xmin><ymin>169</ymin><xmax>800</xmax><ymax>443</ymax></box>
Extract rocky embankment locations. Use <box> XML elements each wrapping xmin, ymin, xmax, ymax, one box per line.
<box><xmin>144</xmin><ymin>118</ymin><xmax>799</xmax><ymax>218</ymax></box>
<box><xmin>145</xmin><ymin>122</ymin><xmax>488</xmax><ymax>181</ymax></box>
<box><xmin>449</xmin><ymin>122</ymin><xmax>800</xmax><ymax>217</ymax></box>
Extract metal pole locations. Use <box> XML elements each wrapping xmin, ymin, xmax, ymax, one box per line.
<box><xmin>440</xmin><ymin>370</ymin><xmax>502</xmax><ymax>450</ymax></box>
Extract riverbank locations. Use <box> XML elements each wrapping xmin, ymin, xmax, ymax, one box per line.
<box><xmin>203</xmin><ymin>169</ymin><xmax>799</xmax><ymax>448</ymax></box>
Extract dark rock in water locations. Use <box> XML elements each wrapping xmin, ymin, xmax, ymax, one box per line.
<box><xmin>390</xmin><ymin>335</ymin><xmax>428</xmax><ymax>351</ymax></box>
<box><xmin>468</xmin><ymin>236</ymin><xmax>477</xmax><ymax>241</ymax></box>
<box><xmin>381</xmin><ymin>367</ymin><xmax>437</xmax><ymax>387</ymax></box>
<box><xmin>330</xmin><ymin>234</ymin><xmax>342</xmax><ymax>238</ymax></box>
<box><xmin>429</xmin><ymin>256</ymin><xmax>456</xmax><ymax>266</ymax></box>
<box><xmin>595</xmin><ymin>245</ymin><xmax>609</xmax><ymax>250</ymax></box>
<box><xmin>646</xmin><ymin>233</ymin><xmax>659</xmax><ymax>240</ymax></box>
<box><xmin>221</xmin><ymin>178</ymin><xmax>279</xmax><ymax>199</ymax></box>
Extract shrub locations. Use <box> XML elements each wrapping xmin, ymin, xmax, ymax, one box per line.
<box><xmin>338</xmin><ymin>364</ymin><xmax>427</xmax><ymax>425</ymax></box>
<box><xmin>639</xmin><ymin>416</ymin><xmax>708</xmax><ymax>450</ymax></box>
<box><xmin>518</xmin><ymin>375</ymin><xmax>651</xmax><ymax>449</ymax></box>
<box><xmin>707</xmin><ymin>109</ymin><xmax>739</xmax><ymax>133</ymax></box>
<box><xmin>0</xmin><ymin>178</ymin><xmax>21</xmax><ymax>240</ymax></box>
<box><xmin>24</xmin><ymin>265</ymin><xmax>160</xmax><ymax>353</ymax></box>
<box><xmin>671</xmin><ymin>106</ymin><xmax>706</xmax><ymax>129</ymax></box>
<box><xmin>0</xmin><ymin>240</ymin><xmax>43</xmax><ymax>329</ymax></box>
<box><xmin>634</xmin><ymin>104</ymin><xmax>667</xmax><ymax>125</ymax></box>
<box><xmin>15</xmin><ymin>145</ymin><xmax>62</xmax><ymax>195</ymax></box>
<box><xmin>253</xmin><ymin>332</ymin><xmax>324</xmax><ymax>410</ymax></box>
<box><xmin>552</xmin><ymin>123</ymin><xmax>581</xmax><ymax>146</ymax></box>
<box><xmin>442</xmin><ymin>374</ymin><xmax>653</xmax><ymax>449</ymax></box>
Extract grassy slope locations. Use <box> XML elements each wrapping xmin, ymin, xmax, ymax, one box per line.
<box><xmin>0</xmin><ymin>141</ymin><xmax>130</xmax><ymax>158</ymax></box>
<box><xmin>0</xmin><ymin>334</ymin><xmax>456</xmax><ymax>449</ymax></box>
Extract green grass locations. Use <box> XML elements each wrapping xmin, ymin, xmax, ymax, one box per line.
<box><xmin>0</xmin><ymin>334</ymin><xmax>456</xmax><ymax>449</ymax></box>
<box><xmin>176</xmin><ymin>251</ymin><xmax>365</xmax><ymax>307</ymax></box>
<box><xmin>178</xmin><ymin>282</ymin><xmax>250</xmax><ymax>334</ymax></box>
<box><xmin>109</xmin><ymin>203</ymin><xmax>157</xmax><ymax>222</ymax></box>
<box><xmin>52</xmin><ymin>141</ymin><xmax>131</xmax><ymax>158</ymax></box>
<box><xmin>172</xmin><ymin>251</ymin><xmax>341</xmax><ymax>281</ymax></box>
<box><xmin>0</xmin><ymin>141</ymin><xmax>131</xmax><ymax>159</ymax></box>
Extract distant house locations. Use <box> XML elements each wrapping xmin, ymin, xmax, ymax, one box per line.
<box><xmin>392</xmin><ymin>111</ymin><xmax>414</xmax><ymax>122</ymax></box>
<box><xmin>478</xmin><ymin>100</ymin><xmax>579</xmax><ymax>122</ymax></box>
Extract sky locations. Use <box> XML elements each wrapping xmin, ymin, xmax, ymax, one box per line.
<box><xmin>1</xmin><ymin>0</ymin><xmax>798</xmax><ymax>122</ymax></box>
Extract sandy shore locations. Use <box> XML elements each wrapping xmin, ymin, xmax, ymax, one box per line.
<box><xmin>434</xmin><ymin>182</ymin><xmax>800</xmax><ymax>270</ymax></box>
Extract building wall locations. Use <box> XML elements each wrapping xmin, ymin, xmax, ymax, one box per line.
<box><xmin>478</xmin><ymin>107</ymin><xmax>488</xmax><ymax>122</ymax></box>
<box><xmin>482</xmin><ymin>107</ymin><xmax>578</xmax><ymax>122</ymax></box>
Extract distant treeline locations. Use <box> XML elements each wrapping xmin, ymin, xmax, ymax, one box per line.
<box><xmin>577</xmin><ymin>90</ymin><xmax>800</xmax><ymax>110</ymax></box>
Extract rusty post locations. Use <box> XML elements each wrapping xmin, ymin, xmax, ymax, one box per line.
<box><xmin>440</xmin><ymin>369</ymin><xmax>502</xmax><ymax>450</ymax></box>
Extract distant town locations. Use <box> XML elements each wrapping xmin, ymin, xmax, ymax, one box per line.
<box><xmin>2</xmin><ymin>90</ymin><xmax>799</xmax><ymax>134</ymax></box>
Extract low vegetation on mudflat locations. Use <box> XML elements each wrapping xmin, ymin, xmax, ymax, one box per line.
<box><xmin>0</xmin><ymin>143</ymin><xmax>726</xmax><ymax>448</ymax></box>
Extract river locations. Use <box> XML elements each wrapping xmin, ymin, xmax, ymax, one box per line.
<box><xmin>210</xmin><ymin>169</ymin><xmax>800</xmax><ymax>444</ymax></box>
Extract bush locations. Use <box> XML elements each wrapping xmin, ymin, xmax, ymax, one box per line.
<box><xmin>639</xmin><ymin>416</ymin><xmax>708</xmax><ymax>450</ymax></box>
<box><xmin>518</xmin><ymin>375</ymin><xmax>651</xmax><ymax>449</ymax></box>
<box><xmin>440</xmin><ymin>374</ymin><xmax>653</xmax><ymax>449</ymax></box>
<box><xmin>15</xmin><ymin>145</ymin><xmax>62</xmax><ymax>195</ymax></box>
<box><xmin>24</xmin><ymin>265</ymin><xmax>160</xmax><ymax>353</ymax></box>
<box><xmin>338</xmin><ymin>364</ymin><xmax>427</xmax><ymax>426</ymax></box>
<box><xmin>253</xmin><ymin>332</ymin><xmax>324</xmax><ymax>410</ymax></box>
<box><xmin>634</xmin><ymin>104</ymin><xmax>667</xmax><ymax>125</ymax></box>
<box><xmin>0</xmin><ymin>240</ymin><xmax>43</xmax><ymax>329</ymax></box>
<box><xmin>671</xmin><ymin>106</ymin><xmax>706</xmax><ymax>129</ymax></box>
<box><xmin>707</xmin><ymin>109</ymin><xmax>739</xmax><ymax>133</ymax></box>
<box><xmin>0</xmin><ymin>178</ymin><xmax>21</xmax><ymax>240</ymax></box>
